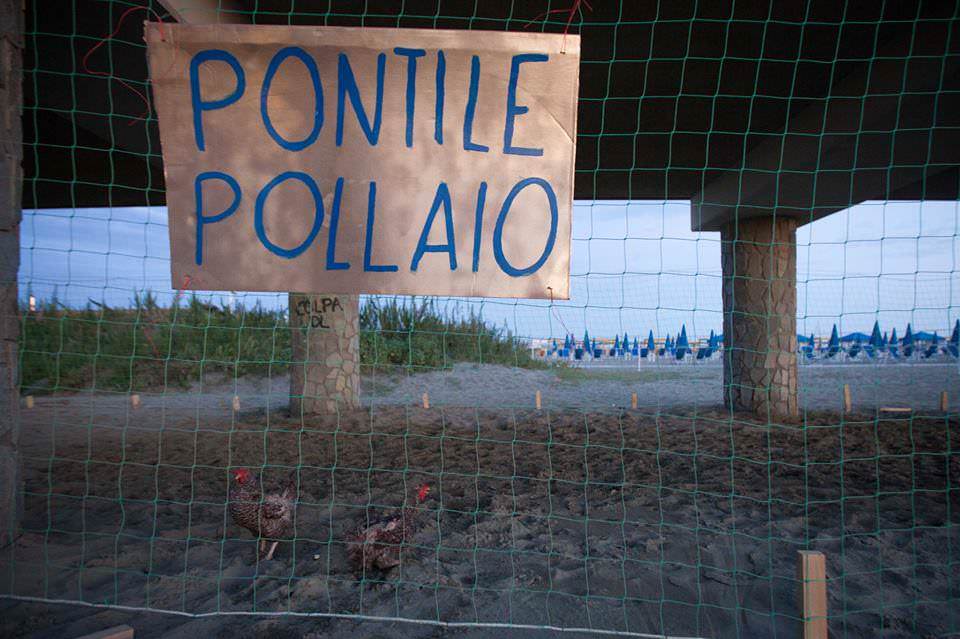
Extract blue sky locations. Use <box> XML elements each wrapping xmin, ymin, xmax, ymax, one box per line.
<box><xmin>19</xmin><ymin>200</ymin><xmax>959</xmax><ymax>340</ymax></box>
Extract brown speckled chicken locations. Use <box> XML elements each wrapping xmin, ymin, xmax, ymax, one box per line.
<box><xmin>347</xmin><ymin>484</ymin><xmax>431</xmax><ymax>573</ymax></box>
<box><xmin>228</xmin><ymin>468</ymin><xmax>296</xmax><ymax>561</ymax></box>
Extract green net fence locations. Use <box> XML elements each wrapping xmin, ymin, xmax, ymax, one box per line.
<box><xmin>2</xmin><ymin>1</ymin><xmax>959</xmax><ymax>637</ymax></box>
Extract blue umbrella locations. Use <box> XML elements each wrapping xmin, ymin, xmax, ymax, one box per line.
<box><xmin>869</xmin><ymin>321</ymin><xmax>882</xmax><ymax>348</ymax></box>
<box><xmin>951</xmin><ymin>319</ymin><xmax>960</xmax><ymax>345</ymax></box>
<box><xmin>902</xmin><ymin>323</ymin><xmax>915</xmax><ymax>357</ymax></box>
<box><xmin>583</xmin><ymin>330</ymin><xmax>591</xmax><ymax>351</ymax></box>
<box><xmin>647</xmin><ymin>330</ymin><xmax>655</xmax><ymax>352</ymax></box>
<box><xmin>841</xmin><ymin>332</ymin><xmax>871</xmax><ymax>342</ymax></box>
<box><xmin>826</xmin><ymin>325</ymin><xmax>840</xmax><ymax>358</ymax></box>
<box><xmin>675</xmin><ymin>324</ymin><xmax>690</xmax><ymax>359</ymax></box>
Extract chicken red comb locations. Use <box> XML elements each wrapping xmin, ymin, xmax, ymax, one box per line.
<box><xmin>416</xmin><ymin>484</ymin><xmax>431</xmax><ymax>503</ymax></box>
<box><xmin>232</xmin><ymin>468</ymin><xmax>251</xmax><ymax>482</ymax></box>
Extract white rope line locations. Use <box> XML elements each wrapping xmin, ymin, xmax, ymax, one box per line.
<box><xmin>0</xmin><ymin>594</ymin><xmax>709</xmax><ymax>639</ymax></box>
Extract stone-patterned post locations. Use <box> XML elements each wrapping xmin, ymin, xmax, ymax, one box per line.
<box><xmin>721</xmin><ymin>216</ymin><xmax>799</xmax><ymax>418</ymax></box>
<box><xmin>0</xmin><ymin>0</ymin><xmax>22</xmax><ymax>547</ymax></box>
<box><xmin>289</xmin><ymin>293</ymin><xmax>361</xmax><ymax>415</ymax></box>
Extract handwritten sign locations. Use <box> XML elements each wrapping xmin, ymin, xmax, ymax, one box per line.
<box><xmin>145</xmin><ymin>24</ymin><xmax>578</xmax><ymax>299</ymax></box>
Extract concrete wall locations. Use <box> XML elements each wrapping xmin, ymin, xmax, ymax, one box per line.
<box><xmin>0</xmin><ymin>0</ymin><xmax>22</xmax><ymax>547</ymax></box>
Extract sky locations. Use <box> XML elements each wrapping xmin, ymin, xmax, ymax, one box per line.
<box><xmin>19</xmin><ymin>200</ymin><xmax>960</xmax><ymax>341</ymax></box>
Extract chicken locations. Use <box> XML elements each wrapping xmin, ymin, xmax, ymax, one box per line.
<box><xmin>347</xmin><ymin>484</ymin><xmax>431</xmax><ymax>574</ymax></box>
<box><xmin>228</xmin><ymin>467</ymin><xmax>296</xmax><ymax>561</ymax></box>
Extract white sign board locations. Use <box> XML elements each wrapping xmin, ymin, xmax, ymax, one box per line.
<box><xmin>145</xmin><ymin>24</ymin><xmax>578</xmax><ymax>298</ymax></box>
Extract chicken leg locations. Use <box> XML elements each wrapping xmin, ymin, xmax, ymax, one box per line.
<box><xmin>264</xmin><ymin>540</ymin><xmax>279</xmax><ymax>561</ymax></box>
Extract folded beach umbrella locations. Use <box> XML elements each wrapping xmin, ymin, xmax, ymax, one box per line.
<box><xmin>902</xmin><ymin>323</ymin><xmax>915</xmax><ymax>356</ymax></box>
<box><xmin>903</xmin><ymin>323</ymin><xmax>914</xmax><ymax>345</ymax></box>
<box><xmin>647</xmin><ymin>330</ymin><xmax>655</xmax><ymax>352</ymax></box>
<box><xmin>870</xmin><ymin>320</ymin><xmax>882</xmax><ymax>348</ymax></box>
<box><xmin>826</xmin><ymin>324</ymin><xmax>840</xmax><ymax>357</ymax></box>
<box><xmin>675</xmin><ymin>324</ymin><xmax>690</xmax><ymax>358</ymax></box>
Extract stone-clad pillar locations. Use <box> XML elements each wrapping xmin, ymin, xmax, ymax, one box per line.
<box><xmin>289</xmin><ymin>293</ymin><xmax>361</xmax><ymax>415</ymax></box>
<box><xmin>0</xmin><ymin>0</ymin><xmax>22</xmax><ymax>547</ymax></box>
<box><xmin>721</xmin><ymin>216</ymin><xmax>799</xmax><ymax>418</ymax></box>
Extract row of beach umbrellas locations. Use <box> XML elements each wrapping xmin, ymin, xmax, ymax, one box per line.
<box><xmin>547</xmin><ymin>319</ymin><xmax>960</xmax><ymax>360</ymax></box>
<box><xmin>802</xmin><ymin>319</ymin><xmax>960</xmax><ymax>359</ymax></box>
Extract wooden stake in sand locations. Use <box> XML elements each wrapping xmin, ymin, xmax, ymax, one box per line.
<box><xmin>24</xmin><ymin>395</ymin><xmax>33</xmax><ymax>409</ymax></box>
<box><xmin>130</xmin><ymin>394</ymin><xmax>141</xmax><ymax>410</ymax></box>
<box><xmin>535</xmin><ymin>390</ymin><xmax>542</xmax><ymax>410</ymax></box>
<box><xmin>422</xmin><ymin>392</ymin><xmax>430</xmax><ymax>409</ymax></box>
<box><xmin>74</xmin><ymin>625</ymin><xmax>135</xmax><ymax>639</ymax></box>
<box><xmin>842</xmin><ymin>384</ymin><xmax>851</xmax><ymax>414</ymax></box>
<box><xmin>880</xmin><ymin>406</ymin><xmax>912</xmax><ymax>414</ymax></box>
<box><xmin>797</xmin><ymin>550</ymin><xmax>828</xmax><ymax>639</ymax></box>
<box><xmin>941</xmin><ymin>390</ymin><xmax>949</xmax><ymax>412</ymax></box>
<box><xmin>631</xmin><ymin>392</ymin><xmax>638</xmax><ymax>410</ymax></box>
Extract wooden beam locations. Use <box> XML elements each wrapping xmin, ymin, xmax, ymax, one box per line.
<box><xmin>797</xmin><ymin>550</ymin><xmax>828</xmax><ymax>639</ymax></box>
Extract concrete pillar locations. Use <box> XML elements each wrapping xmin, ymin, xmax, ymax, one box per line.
<box><xmin>289</xmin><ymin>293</ymin><xmax>361</xmax><ymax>415</ymax></box>
<box><xmin>721</xmin><ymin>216</ymin><xmax>799</xmax><ymax>418</ymax></box>
<box><xmin>0</xmin><ymin>0</ymin><xmax>22</xmax><ymax>547</ymax></box>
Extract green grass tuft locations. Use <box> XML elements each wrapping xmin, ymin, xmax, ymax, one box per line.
<box><xmin>20</xmin><ymin>293</ymin><xmax>544</xmax><ymax>393</ymax></box>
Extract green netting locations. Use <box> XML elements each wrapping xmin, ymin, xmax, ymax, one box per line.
<box><xmin>2</xmin><ymin>1</ymin><xmax>959</xmax><ymax>638</ymax></box>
